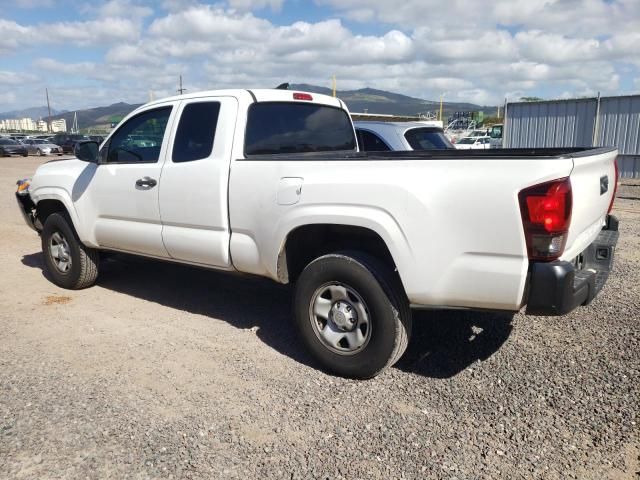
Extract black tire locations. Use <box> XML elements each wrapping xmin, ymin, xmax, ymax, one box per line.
<box><xmin>41</xmin><ymin>212</ymin><xmax>99</xmax><ymax>289</ymax></box>
<box><xmin>293</xmin><ymin>251</ymin><xmax>411</xmax><ymax>379</ymax></box>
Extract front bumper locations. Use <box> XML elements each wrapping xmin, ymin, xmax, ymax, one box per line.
<box><xmin>525</xmin><ymin>215</ymin><xmax>619</xmax><ymax>316</ymax></box>
<box><xmin>15</xmin><ymin>191</ymin><xmax>38</xmax><ymax>232</ymax></box>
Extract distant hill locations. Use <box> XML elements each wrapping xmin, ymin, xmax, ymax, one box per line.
<box><xmin>2</xmin><ymin>85</ymin><xmax>497</xmax><ymax>131</ymax></box>
<box><xmin>0</xmin><ymin>106</ymin><xmax>66</xmax><ymax>120</ymax></box>
<box><xmin>48</xmin><ymin>102</ymin><xmax>142</xmax><ymax>131</ymax></box>
<box><xmin>290</xmin><ymin>84</ymin><xmax>494</xmax><ymax>117</ymax></box>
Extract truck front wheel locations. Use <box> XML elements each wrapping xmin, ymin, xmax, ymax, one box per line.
<box><xmin>293</xmin><ymin>252</ymin><xmax>411</xmax><ymax>379</ymax></box>
<box><xmin>41</xmin><ymin>213</ymin><xmax>99</xmax><ymax>289</ymax></box>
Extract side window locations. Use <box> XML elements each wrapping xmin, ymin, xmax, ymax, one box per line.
<box><xmin>105</xmin><ymin>106</ymin><xmax>172</xmax><ymax>163</ymax></box>
<box><xmin>172</xmin><ymin>102</ymin><xmax>220</xmax><ymax>163</ymax></box>
<box><xmin>356</xmin><ymin>129</ymin><xmax>391</xmax><ymax>152</ymax></box>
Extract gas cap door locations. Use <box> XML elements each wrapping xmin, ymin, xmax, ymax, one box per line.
<box><xmin>277</xmin><ymin>177</ymin><xmax>303</xmax><ymax>205</ymax></box>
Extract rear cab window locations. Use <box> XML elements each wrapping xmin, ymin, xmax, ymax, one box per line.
<box><xmin>245</xmin><ymin>102</ymin><xmax>356</xmax><ymax>156</ymax></box>
<box><xmin>172</xmin><ymin>102</ymin><xmax>221</xmax><ymax>162</ymax></box>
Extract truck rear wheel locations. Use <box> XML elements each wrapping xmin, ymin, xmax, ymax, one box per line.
<box><xmin>41</xmin><ymin>213</ymin><xmax>99</xmax><ymax>289</ymax></box>
<box><xmin>293</xmin><ymin>252</ymin><xmax>411</xmax><ymax>379</ymax></box>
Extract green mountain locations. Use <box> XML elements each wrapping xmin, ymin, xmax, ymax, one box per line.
<box><xmin>50</xmin><ymin>102</ymin><xmax>143</xmax><ymax>132</ymax></box>
<box><xmin>9</xmin><ymin>85</ymin><xmax>496</xmax><ymax>131</ymax></box>
<box><xmin>290</xmin><ymin>84</ymin><xmax>495</xmax><ymax>117</ymax></box>
<box><xmin>0</xmin><ymin>106</ymin><xmax>66</xmax><ymax>120</ymax></box>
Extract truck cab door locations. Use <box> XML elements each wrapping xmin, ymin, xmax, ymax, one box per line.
<box><xmin>158</xmin><ymin>96</ymin><xmax>238</xmax><ymax>268</ymax></box>
<box><xmin>88</xmin><ymin>104</ymin><xmax>176</xmax><ymax>257</ymax></box>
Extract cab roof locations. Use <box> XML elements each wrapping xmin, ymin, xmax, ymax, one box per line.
<box><xmin>142</xmin><ymin>88</ymin><xmax>345</xmax><ymax>110</ymax></box>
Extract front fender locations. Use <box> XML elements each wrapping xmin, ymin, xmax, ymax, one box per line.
<box><xmin>31</xmin><ymin>187</ymin><xmax>94</xmax><ymax>247</ymax></box>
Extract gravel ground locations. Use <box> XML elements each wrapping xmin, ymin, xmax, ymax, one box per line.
<box><xmin>0</xmin><ymin>156</ymin><xmax>638</xmax><ymax>479</ymax></box>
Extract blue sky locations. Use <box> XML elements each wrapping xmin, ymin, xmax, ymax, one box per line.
<box><xmin>0</xmin><ymin>0</ymin><xmax>639</xmax><ymax>113</ymax></box>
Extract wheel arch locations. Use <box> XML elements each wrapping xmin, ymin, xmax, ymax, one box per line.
<box><xmin>33</xmin><ymin>190</ymin><xmax>81</xmax><ymax>238</ymax></box>
<box><xmin>278</xmin><ymin>223</ymin><xmax>404</xmax><ymax>285</ymax></box>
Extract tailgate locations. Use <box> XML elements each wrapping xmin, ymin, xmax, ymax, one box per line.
<box><xmin>562</xmin><ymin>147</ymin><xmax>618</xmax><ymax>260</ymax></box>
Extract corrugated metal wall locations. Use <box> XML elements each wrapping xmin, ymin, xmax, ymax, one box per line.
<box><xmin>505</xmin><ymin>94</ymin><xmax>640</xmax><ymax>178</ymax></box>
<box><xmin>596</xmin><ymin>96</ymin><xmax>640</xmax><ymax>155</ymax></box>
<box><xmin>505</xmin><ymin>99</ymin><xmax>597</xmax><ymax>148</ymax></box>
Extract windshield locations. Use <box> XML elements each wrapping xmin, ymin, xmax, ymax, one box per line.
<box><xmin>456</xmin><ymin>137</ymin><xmax>477</xmax><ymax>145</ymax></box>
<box><xmin>245</xmin><ymin>102</ymin><xmax>356</xmax><ymax>155</ymax></box>
<box><xmin>0</xmin><ymin>138</ymin><xmax>18</xmax><ymax>145</ymax></box>
<box><xmin>404</xmin><ymin>128</ymin><xmax>454</xmax><ymax>150</ymax></box>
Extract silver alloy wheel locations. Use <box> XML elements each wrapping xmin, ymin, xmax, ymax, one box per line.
<box><xmin>49</xmin><ymin>231</ymin><xmax>72</xmax><ymax>273</ymax></box>
<box><xmin>309</xmin><ymin>282</ymin><xmax>371</xmax><ymax>355</ymax></box>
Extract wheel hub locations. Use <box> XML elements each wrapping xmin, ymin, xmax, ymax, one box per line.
<box><xmin>309</xmin><ymin>282</ymin><xmax>371</xmax><ymax>355</ymax></box>
<box><xmin>330</xmin><ymin>300</ymin><xmax>358</xmax><ymax>331</ymax></box>
<box><xmin>49</xmin><ymin>231</ymin><xmax>72</xmax><ymax>273</ymax></box>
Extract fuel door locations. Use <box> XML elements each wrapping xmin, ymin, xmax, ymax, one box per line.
<box><xmin>277</xmin><ymin>177</ymin><xmax>303</xmax><ymax>205</ymax></box>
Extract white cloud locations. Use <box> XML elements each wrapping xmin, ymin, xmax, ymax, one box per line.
<box><xmin>46</xmin><ymin>18</ymin><xmax>140</xmax><ymax>45</ymax></box>
<box><xmin>227</xmin><ymin>0</ymin><xmax>284</xmax><ymax>11</ymax></box>
<box><xmin>1</xmin><ymin>0</ymin><xmax>639</xmax><ymax>112</ymax></box>
<box><xmin>0</xmin><ymin>19</ymin><xmax>36</xmax><ymax>53</ymax></box>
<box><xmin>0</xmin><ymin>71</ymin><xmax>38</xmax><ymax>85</ymax></box>
<box><xmin>0</xmin><ymin>17</ymin><xmax>140</xmax><ymax>51</ymax></box>
<box><xmin>99</xmin><ymin>0</ymin><xmax>154</xmax><ymax>19</ymax></box>
<box><xmin>0</xmin><ymin>91</ymin><xmax>17</xmax><ymax>106</ymax></box>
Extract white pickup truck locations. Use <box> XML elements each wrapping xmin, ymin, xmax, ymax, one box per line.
<box><xmin>16</xmin><ymin>88</ymin><xmax>620</xmax><ymax>379</ymax></box>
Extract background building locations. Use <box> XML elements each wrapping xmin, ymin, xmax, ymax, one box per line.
<box><xmin>50</xmin><ymin>119</ymin><xmax>67</xmax><ymax>133</ymax></box>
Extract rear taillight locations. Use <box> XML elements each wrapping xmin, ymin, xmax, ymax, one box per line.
<box><xmin>608</xmin><ymin>158</ymin><xmax>619</xmax><ymax>214</ymax></box>
<box><xmin>518</xmin><ymin>177</ymin><xmax>572</xmax><ymax>262</ymax></box>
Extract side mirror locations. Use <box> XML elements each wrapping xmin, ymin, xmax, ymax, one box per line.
<box><xmin>74</xmin><ymin>141</ymin><xmax>99</xmax><ymax>163</ymax></box>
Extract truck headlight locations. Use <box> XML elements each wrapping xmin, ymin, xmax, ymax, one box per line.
<box><xmin>16</xmin><ymin>179</ymin><xmax>31</xmax><ymax>196</ymax></box>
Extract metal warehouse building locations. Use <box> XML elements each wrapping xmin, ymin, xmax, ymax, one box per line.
<box><xmin>504</xmin><ymin>94</ymin><xmax>640</xmax><ymax>178</ymax></box>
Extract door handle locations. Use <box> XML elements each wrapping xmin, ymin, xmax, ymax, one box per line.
<box><xmin>135</xmin><ymin>177</ymin><xmax>157</xmax><ymax>188</ymax></box>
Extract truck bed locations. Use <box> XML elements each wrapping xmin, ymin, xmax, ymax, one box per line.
<box><xmin>230</xmin><ymin>146</ymin><xmax>618</xmax><ymax>310</ymax></box>
<box><xmin>240</xmin><ymin>147</ymin><xmax>616</xmax><ymax>161</ymax></box>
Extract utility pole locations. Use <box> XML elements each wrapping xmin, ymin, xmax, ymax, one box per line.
<box><xmin>45</xmin><ymin>88</ymin><xmax>52</xmax><ymax>133</ymax></box>
<box><xmin>332</xmin><ymin>75</ymin><xmax>337</xmax><ymax>98</ymax></box>
<box><xmin>439</xmin><ymin>93</ymin><xmax>444</xmax><ymax>122</ymax></box>
<box><xmin>177</xmin><ymin>75</ymin><xmax>186</xmax><ymax>95</ymax></box>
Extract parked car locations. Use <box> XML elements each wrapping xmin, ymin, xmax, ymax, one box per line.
<box><xmin>21</xmin><ymin>139</ymin><xmax>63</xmax><ymax>156</ymax></box>
<box><xmin>488</xmin><ymin>123</ymin><xmax>504</xmax><ymax>148</ymax></box>
<box><xmin>354</xmin><ymin>121</ymin><xmax>454</xmax><ymax>151</ymax></box>
<box><xmin>0</xmin><ymin>138</ymin><xmax>28</xmax><ymax>157</ymax></box>
<box><xmin>454</xmin><ymin>135</ymin><xmax>491</xmax><ymax>150</ymax></box>
<box><xmin>50</xmin><ymin>134</ymin><xmax>90</xmax><ymax>153</ymax></box>
<box><xmin>467</xmin><ymin>129</ymin><xmax>489</xmax><ymax>137</ymax></box>
<box><xmin>88</xmin><ymin>135</ymin><xmax>105</xmax><ymax>144</ymax></box>
<box><xmin>15</xmin><ymin>88</ymin><xmax>620</xmax><ymax>379</ymax></box>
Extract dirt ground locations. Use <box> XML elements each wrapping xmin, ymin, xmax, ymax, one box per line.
<box><xmin>1</xmin><ymin>155</ymin><xmax>638</xmax><ymax>479</ymax></box>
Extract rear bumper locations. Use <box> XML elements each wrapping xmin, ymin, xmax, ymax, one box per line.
<box><xmin>525</xmin><ymin>215</ymin><xmax>619</xmax><ymax>316</ymax></box>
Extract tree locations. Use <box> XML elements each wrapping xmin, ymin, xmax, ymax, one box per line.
<box><xmin>520</xmin><ymin>96</ymin><xmax>544</xmax><ymax>102</ymax></box>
